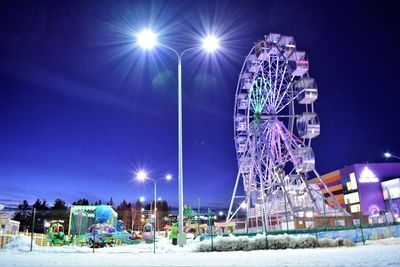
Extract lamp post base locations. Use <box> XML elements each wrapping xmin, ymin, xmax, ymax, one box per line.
<box><xmin>177</xmin><ymin>233</ymin><xmax>186</xmax><ymax>247</ymax></box>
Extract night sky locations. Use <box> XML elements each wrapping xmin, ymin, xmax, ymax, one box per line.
<box><xmin>1</xmin><ymin>0</ymin><xmax>399</xmax><ymax>209</ymax></box>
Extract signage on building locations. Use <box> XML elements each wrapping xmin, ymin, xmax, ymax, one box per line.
<box><xmin>359</xmin><ymin>166</ymin><xmax>379</xmax><ymax>183</ymax></box>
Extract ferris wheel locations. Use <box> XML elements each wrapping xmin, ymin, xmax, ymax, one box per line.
<box><xmin>227</xmin><ymin>33</ymin><xmax>347</xmax><ymax>230</ymax></box>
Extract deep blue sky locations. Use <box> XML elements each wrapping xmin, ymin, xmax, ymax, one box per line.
<box><xmin>1</xmin><ymin>0</ymin><xmax>399</xmax><ymax>209</ymax></box>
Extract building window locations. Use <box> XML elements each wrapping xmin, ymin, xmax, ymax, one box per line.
<box><xmin>350</xmin><ymin>172</ymin><xmax>358</xmax><ymax>190</ymax></box>
<box><xmin>344</xmin><ymin>192</ymin><xmax>360</xmax><ymax>205</ymax></box>
<box><xmin>350</xmin><ymin>204</ymin><xmax>361</xmax><ymax>213</ymax></box>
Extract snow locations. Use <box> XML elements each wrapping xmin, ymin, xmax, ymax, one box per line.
<box><xmin>1</xmin><ymin>235</ymin><xmax>400</xmax><ymax>267</ymax></box>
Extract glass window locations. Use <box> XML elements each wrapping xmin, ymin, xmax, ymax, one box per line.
<box><xmin>350</xmin><ymin>172</ymin><xmax>358</xmax><ymax>190</ymax></box>
<box><xmin>350</xmin><ymin>204</ymin><xmax>360</xmax><ymax>213</ymax></box>
<box><xmin>344</xmin><ymin>192</ymin><xmax>360</xmax><ymax>204</ymax></box>
<box><xmin>346</xmin><ymin>182</ymin><xmax>352</xmax><ymax>191</ymax></box>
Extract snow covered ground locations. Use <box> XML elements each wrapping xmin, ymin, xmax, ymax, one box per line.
<box><xmin>1</xmin><ymin>235</ymin><xmax>400</xmax><ymax>267</ymax></box>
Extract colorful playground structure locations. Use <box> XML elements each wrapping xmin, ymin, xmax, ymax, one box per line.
<box><xmin>44</xmin><ymin>205</ymin><xmax>148</xmax><ymax>247</ymax></box>
<box><xmin>36</xmin><ymin>205</ymin><xmax>237</xmax><ymax>248</ymax></box>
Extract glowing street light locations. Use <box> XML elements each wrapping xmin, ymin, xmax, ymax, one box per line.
<box><xmin>137</xmin><ymin>171</ymin><xmax>147</xmax><ymax>181</ymax></box>
<box><xmin>384</xmin><ymin>152</ymin><xmax>400</xmax><ymax>160</ymax></box>
<box><xmin>136</xmin><ymin>29</ymin><xmax>157</xmax><ymax>49</ymax></box>
<box><xmin>139</xmin><ymin>196</ymin><xmax>145</xmax><ymax>202</ymax></box>
<box><xmin>202</xmin><ymin>35</ymin><xmax>220</xmax><ymax>52</ymax></box>
<box><xmin>135</xmin><ymin>170</ymin><xmax>173</xmax><ymax>248</ymax></box>
<box><xmin>136</xmin><ymin>30</ymin><xmax>220</xmax><ymax>247</ymax></box>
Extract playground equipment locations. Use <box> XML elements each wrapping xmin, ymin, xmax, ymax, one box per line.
<box><xmin>46</xmin><ymin>220</ymin><xmax>70</xmax><ymax>246</ymax></box>
<box><xmin>67</xmin><ymin>205</ymin><xmax>147</xmax><ymax>247</ymax></box>
<box><xmin>142</xmin><ymin>222</ymin><xmax>154</xmax><ymax>243</ymax></box>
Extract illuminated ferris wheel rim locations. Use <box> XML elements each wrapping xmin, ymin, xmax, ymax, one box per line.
<box><xmin>233</xmin><ymin>34</ymin><xmax>319</xmax><ymax>166</ymax></box>
<box><xmin>227</xmin><ymin>33</ymin><xmax>349</xmax><ymax>225</ymax></box>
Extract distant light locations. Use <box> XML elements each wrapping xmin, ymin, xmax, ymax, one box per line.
<box><xmin>139</xmin><ymin>196</ymin><xmax>145</xmax><ymax>202</ymax></box>
<box><xmin>240</xmin><ymin>202</ymin><xmax>247</xmax><ymax>209</ymax></box>
<box><xmin>213</xmin><ymin>216</ymin><xmax>217</xmax><ymax>220</ymax></box>
<box><xmin>202</xmin><ymin>35</ymin><xmax>219</xmax><ymax>52</ymax></box>
<box><xmin>166</xmin><ymin>174</ymin><xmax>172</xmax><ymax>181</ymax></box>
<box><xmin>141</xmin><ymin>208</ymin><xmax>145</xmax><ymax>212</ymax></box>
<box><xmin>218</xmin><ymin>211</ymin><xmax>224</xmax><ymax>216</ymax></box>
<box><xmin>136</xmin><ymin>171</ymin><xmax>147</xmax><ymax>181</ymax></box>
<box><xmin>384</xmin><ymin>152</ymin><xmax>392</xmax><ymax>158</ymax></box>
<box><xmin>157</xmin><ymin>197</ymin><xmax>162</xmax><ymax>201</ymax></box>
<box><xmin>137</xmin><ymin>29</ymin><xmax>157</xmax><ymax>49</ymax></box>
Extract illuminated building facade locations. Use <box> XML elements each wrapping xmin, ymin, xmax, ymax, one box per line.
<box><xmin>309</xmin><ymin>163</ymin><xmax>400</xmax><ymax>220</ymax></box>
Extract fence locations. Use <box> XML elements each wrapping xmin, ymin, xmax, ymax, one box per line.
<box><xmin>1</xmin><ymin>206</ymin><xmax>400</xmax><ymax>251</ymax></box>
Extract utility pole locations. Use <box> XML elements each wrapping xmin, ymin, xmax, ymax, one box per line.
<box><xmin>30</xmin><ymin>207</ymin><xmax>36</xmax><ymax>252</ymax></box>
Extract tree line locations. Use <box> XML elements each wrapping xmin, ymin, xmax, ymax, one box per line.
<box><xmin>12</xmin><ymin>198</ymin><xmax>170</xmax><ymax>233</ymax></box>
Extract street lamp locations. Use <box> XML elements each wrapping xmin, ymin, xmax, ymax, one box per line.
<box><xmin>384</xmin><ymin>152</ymin><xmax>400</xmax><ymax>160</ymax></box>
<box><xmin>137</xmin><ymin>29</ymin><xmax>157</xmax><ymax>49</ymax></box>
<box><xmin>136</xmin><ymin>29</ymin><xmax>220</xmax><ymax>247</ymax></box>
<box><xmin>135</xmin><ymin>170</ymin><xmax>173</xmax><ymax>237</ymax></box>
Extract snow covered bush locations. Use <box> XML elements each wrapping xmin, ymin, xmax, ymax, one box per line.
<box><xmin>334</xmin><ymin>238</ymin><xmax>354</xmax><ymax>247</ymax></box>
<box><xmin>317</xmin><ymin>238</ymin><xmax>336</xmax><ymax>248</ymax></box>
<box><xmin>193</xmin><ymin>234</ymin><xmax>353</xmax><ymax>252</ymax></box>
<box><xmin>268</xmin><ymin>235</ymin><xmax>290</xmax><ymax>249</ymax></box>
<box><xmin>289</xmin><ymin>236</ymin><xmax>318</xmax><ymax>249</ymax></box>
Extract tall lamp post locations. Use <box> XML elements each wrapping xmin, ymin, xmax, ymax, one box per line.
<box><xmin>136</xmin><ymin>30</ymin><xmax>220</xmax><ymax>246</ymax></box>
<box><xmin>384</xmin><ymin>152</ymin><xmax>400</xmax><ymax>160</ymax></box>
<box><xmin>136</xmin><ymin>171</ymin><xmax>172</xmax><ymax>244</ymax></box>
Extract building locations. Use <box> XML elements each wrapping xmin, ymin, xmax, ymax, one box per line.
<box><xmin>0</xmin><ymin>213</ymin><xmax>20</xmax><ymax>249</ymax></box>
<box><xmin>309</xmin><ymin>163</ymin><xmax>400</xmax><ymax>223</ymax></box>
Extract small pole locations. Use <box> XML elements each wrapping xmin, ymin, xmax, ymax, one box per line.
<box><xmin>235</xmin><ymin>205</ymin><xmax>238</xmax><ymax>234</ymax></box>
<box><xmin>30</xmin><ymin>208</ymin><xmax>36</xmax><ymax>252</ymax></box>
<box><xmin>312</xmin><ymin>210</ymin><xmax>318</xmax><ymax>239</ymax></box>
<box><xmin>150</xmin><ymin>208</ymin><xmax>155</xmax><ymax>254</ymax></box>
<box><xmin>93</xmin><ymin>209</ymin><xmax>96</xmax><ymax>254</ymax></box>
<box><xmin>197</xmin><ymin>198</ymin><xmax>200</xmax><ymax>239</ymax></box>
<box><xmin>283</xmin><ymin>194</ymin><xmax>289</xmax><ymax>232</ymax></box>
<box><xmin>323</xmin><ymin>197</ymin><xmax>327</xmax><ymax>228</ymax></box>
<box><xmin>358</xmin><ymin>207</ymin><xmax>365</xmax><ymax>245</ymax></box>
<box><xmin>334</xmin><ymin>207</ymin><xmax>337</xmax><ymax>227</ymax></box>
<box><xmin>208</xmin><ymin>208</ymin><xmax>213</xmax><ymax>251</ymax></box>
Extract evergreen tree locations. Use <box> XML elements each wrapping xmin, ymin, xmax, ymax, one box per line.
<box><xmin>132</xmin><ymin>200</ymin><xmax>143</xmax><ymax>231</ymax></box>
<box><xmin>12</xmin><ymin>200</ymin><xmax>31</xmax><ymax>231</ymax></box>
<box><xmin>49</xmin><ymin>198</ymin><xmax>69</xmax><ymax>231</ymax></box>
<box><xmin>107</xmin><ymin>197</ymin><xmax>114</xmax><ymax>208</ymax></box>
<box><xmin>72</xmin><ymin>198</ymin><xmax>89</xmax><ymax>205</ymax></box>
<box><xmin>32</xmin><ymin>199</ymin><xmax>50</xmax><ymax>233</ymax></box>
<box><xmin>50</xmin><ymin>198</ymin><xmax>67</xmax><ymax>210</ymax></box>
<box><xmin>117</xmin><ymin>199</ymin><xmax>132</xmax><ymax>230</ymax></box>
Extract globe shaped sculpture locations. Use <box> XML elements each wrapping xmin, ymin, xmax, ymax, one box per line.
<box><xmin>95</xmin><ymin>205</ymin><xmax>112</xmax><ymax>223</ymax></box>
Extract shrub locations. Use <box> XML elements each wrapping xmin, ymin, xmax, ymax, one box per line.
<box><xmin>193</xmin><ymin>234</ymin><xmax>353</xmax><ymax>252</ymax></box>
